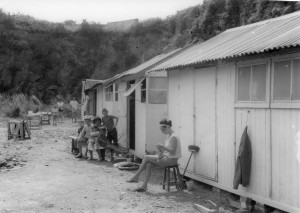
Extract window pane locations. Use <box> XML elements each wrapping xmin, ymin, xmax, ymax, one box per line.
<box><xmin>149</xmin><ymin>77</ymin><xmax>167</xmax><ymax>90</ymax></box>
<box><xmin>115</xmin><ymin>93</ymin><xmax>118</xmax><ymax>101</ymax></box>
<box><xmin>141</xmin><ymin>91</ymin><xmax>146</xmax><ymax>102</ymax></box>
<box><xmin>292</xmin><ymin>59</ymin><xmax>300</xmax><ymax>100</ymax></box>
<box><xmin>149</xmin><ymin>90</ymin><xmax>167</xmax><ymax>104</ymax></box>
<box><xmin>115</xmin><ymin>84</ymin><xmax>118</xmax><ymax>92</ymax></box>
<box><xmin>251</xmin><ymin>64</ymin><xmax>266</xmax><ymax>101</ymax></box>
<box><xmin>274</xmin><ymin>60</ymin><xmax>291</xmax><ymax>100</ymax></box>
<box><xmin>141</xmin><ymin>79</ymin><xmax>146</xmax><ymax>90</ymax></box>
<box><xmin>237</xmin><ymin>66</ymin><xmax>251</xmax><ymax>101</ymax></box>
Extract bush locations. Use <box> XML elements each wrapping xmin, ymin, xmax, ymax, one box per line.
<box><xmin>0</xmin><ymin>93</ymin><xmax>44</xmax><ymax>118</ymax></box>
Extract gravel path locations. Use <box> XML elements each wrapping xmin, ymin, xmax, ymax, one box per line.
<box><xmin>0</xmin><ymin>118</ymin><xmax>232</xmax><ymax>213</ymax></box>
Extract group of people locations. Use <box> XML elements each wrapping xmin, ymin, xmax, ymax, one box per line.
<box><xmin>52</xmin><ymin>97</ymin><xmax>80</xmax><ymax>125</ymax></box>
<box><xmin>73</xmin><ymin>108</ymin><xmax>182</xmax><ymax>192</ymax></box>
<box><xmin>73</xmin><ymin>108</ymin><xmax>127</xmax><ymax>161</ymax></box>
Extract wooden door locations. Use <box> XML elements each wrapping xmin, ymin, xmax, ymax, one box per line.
<box><xmin>194</xmin><ymin>67</ymin><xmax>218</xmax><ymax>181</ymax></box>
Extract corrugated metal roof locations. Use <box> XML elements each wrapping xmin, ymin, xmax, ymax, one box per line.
<box><xmin>104</xmin><ymin>48</ymin><xmax>182</xmax><ymax>85</ymax></box>
<box><xmin>149</xmin><ymin>11</ymin><xmax>300</xmax><ymax>72</ymax></box>
<box><xmin>84</xmin><ymin>79</ymin><xmax>106</xmax><ymax>92</ymax></box>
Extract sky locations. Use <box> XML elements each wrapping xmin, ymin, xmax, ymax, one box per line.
<box><xmin>0</xmin><ymin>0</ymin><xmax>203</xmax><ymax>24</ymax></box>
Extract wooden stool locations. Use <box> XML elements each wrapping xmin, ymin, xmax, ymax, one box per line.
<box><xmin>7</xmin><ymin>120</ymin><xmax>31</xmax><ymax>141</ymax></box>
<box><xmin>162</xmin><ymin>164</ymin><xmax>184</xmax><ymax>191</ymax></box>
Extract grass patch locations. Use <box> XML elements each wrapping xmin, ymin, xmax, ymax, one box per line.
<box><xmin>0</xmin><ymin>93</ymin><xmax>44</xmax><ymax>118</ymax></box>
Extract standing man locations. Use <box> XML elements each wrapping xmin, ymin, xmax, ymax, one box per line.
<box><xmin>57</xmin><ymin>98</ymin><xmax>64</xmax><ymax>123</ymax></box>
<box><xmin>70</xmin><ymin>97</ymin><xmax>79</xmax><ymax>123</ymax></box>
<box><xmin>101</xmin><ymin>108</ymin><xmax>119</xmax><ymax>161</ymax></box>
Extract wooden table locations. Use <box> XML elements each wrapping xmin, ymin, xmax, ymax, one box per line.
<box><xmin>41</xmin><ymin>112</ymin><xmax>51</xmax><ymax>125</ymax></box>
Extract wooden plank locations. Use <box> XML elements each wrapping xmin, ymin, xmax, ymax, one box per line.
<box><xmin>183</xmin><ymin>170</ymin><xmax>300</xmax><ymax>213</ymax></box>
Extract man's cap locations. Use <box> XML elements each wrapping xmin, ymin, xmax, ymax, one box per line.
<box><xmin>102</xmin><ymin>108</ymin><xmax>108</xmax><ymax>112</ymax></box>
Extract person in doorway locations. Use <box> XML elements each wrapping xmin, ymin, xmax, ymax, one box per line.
<box><xmin>70</xmin><ymin>97</ymin><xmax>79</xmax><ymax>123</ymax></box>
<box><xmin>101</xmin><ymin>108</ymin><xmax>119</xmax><ymax>161</ymax></box>
<box><xmin>126</xmin><ymin>118</ymin><xmax>181</xmax><ymax>192</ymax></box>
<box><xmin>76</xmin><ymin>116</ymin><xmax>93</xmax><ymax>159</ymax></box>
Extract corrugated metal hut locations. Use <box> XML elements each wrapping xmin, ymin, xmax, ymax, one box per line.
<box><xmin>148</xmin><ymin>11</ymin><xmax>300</xmax><ymax>213</ymax></box>
<box><xmin>88</xmin><ymin>49</ymin><xmax>184</xmax><ymax>157</ymax></box>
<box><xmin>82</xmin><ymin>79</ymin><xmax>106</xmax><ymax>117</ymax></box>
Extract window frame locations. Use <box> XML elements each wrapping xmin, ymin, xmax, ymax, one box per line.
<box><xmin>148</xmin><ymin>77</ymin><xmax>168</xmax><ymax>105</ymax></box>
<box><xmin>114</xmin><ymin>83</ymin><xmax>119</xmax><ymax>102</ymax></box>
<box><xmin>271</xmin><ymin>53</ymin><xmax>300</xmax><ymax>109</ymax></box>
<box><xmin>105</xmin><ymin>84</ymin><xmax>113</xmax><ymax>102</ymax></box>
<box><xmin>235</xmin><ymin>59</ymin><xmax>270</xmax><ymax>109</ymax></box>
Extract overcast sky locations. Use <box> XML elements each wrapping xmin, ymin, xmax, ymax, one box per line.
<box><xmin>0</xmin><ymin>0</ymin><xmax>202</xmax><ymax>24</ymax></box>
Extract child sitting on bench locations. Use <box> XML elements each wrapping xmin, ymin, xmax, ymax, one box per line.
<box><xmin>71</xmin><ymin>119</ymin><xmax>84</xmax><ymax>155</ymax></box>
<box><xmin>76</xmin><ymin>116</ymin><xmax>93</xmax><ymax>158</ymax></box>
<box><xmin>87</xmin><ymin>116</ymin><xmax>102</xmax><ymax>160</ymax></box>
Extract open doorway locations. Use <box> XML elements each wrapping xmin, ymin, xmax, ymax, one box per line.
<box><xmin>128</xmin><ymin>81</ymin><xmax>136</xmax><ymax>149</ymax></box>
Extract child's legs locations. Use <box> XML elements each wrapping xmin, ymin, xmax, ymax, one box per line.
<box><xmin>100</xmin><ymin>149</ymin><xmax>105</xmax><ymax>159</ymax></box>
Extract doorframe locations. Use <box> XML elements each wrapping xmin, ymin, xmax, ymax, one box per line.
<box><xmin>127</xmin><ymin>80</ymin><xmax>136</xmax><ymax>150</ymax></box>
<box><xmin>192</xmin><ymin>66</ymin><xmax>218</xmax><ymax>181</ymax></box>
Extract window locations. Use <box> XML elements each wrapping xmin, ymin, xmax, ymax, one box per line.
<box><xmin>273</xmin><ymin>59</ymin><xmax>300</xmax><ymax>101</ymax></box>
<box><xmin>115</xmin><ymin>83</ymin><xmax>119</xmax><ymax>101</ymax></box>
<box><xmin>105</xmin><ymin>84</ymin><xmax>113</xmax><ymax>101</ymax></box>
<box><xmin>148</xmin><ymin>77</ymin><xmax>167</xmax><ymax>104</ymax></box>
<box><xmin>141</xmin><ymin>79</ymin><xmax>146</xmax><ymax>103</ymax></box>
<box><xmin>237</xmin><ymin>64</ymin><xmax>267</xmax><ymax>102</ymax></box>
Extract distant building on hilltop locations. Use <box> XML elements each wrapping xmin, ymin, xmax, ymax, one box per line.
<box><xmin>103</xmin><ymin>19</ymin><xmax>138</xmax><ymax>32</ymax></box>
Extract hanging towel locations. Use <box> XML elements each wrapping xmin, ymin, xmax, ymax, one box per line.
<box><xmin>233</xmin><ymin>126</ymin><xmax>252</xmax><ymax>189</ymax></box>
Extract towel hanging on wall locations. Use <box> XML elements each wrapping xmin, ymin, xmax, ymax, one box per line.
<box><xmin>233</xmin><ymin>126</ymin><xmax>252</xmax><ymax>189</ymax></box>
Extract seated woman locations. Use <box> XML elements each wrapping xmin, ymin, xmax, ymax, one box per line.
<box><xmin>126</xmin><ymin>118</ymin><xmax>181</xmax><ymax>192</ymax></box>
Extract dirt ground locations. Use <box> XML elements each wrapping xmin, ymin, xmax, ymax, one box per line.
<box><xmin>0</xmin><ymin>117</ymin><xmax>235</xmax><ymax>213</ymax></box>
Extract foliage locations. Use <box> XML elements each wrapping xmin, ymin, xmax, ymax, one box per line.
<box><xmin>0</xmin><ymin>93</ymin><xmax>44</xmax><ymax>118</ymax></box>
<box><xmin>0</xmin><ymin>1</ymin><xmax>299</xmax><ymax>103</ymax></box>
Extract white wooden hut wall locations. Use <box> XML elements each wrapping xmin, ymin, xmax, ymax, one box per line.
<box><xmin>167</xmin><ymin>54</ymin><xmax>300</xmax><ymax>212</ymax></box>
<box><xmin>100</xmin><ymin>83</ymin><xmax>128</xmax><ymax>149</ymax></box>
<box><xmin>96</xmin><ymin>86</ymin><xmax>103</xmax><ymax>115</ymax></box>
<box><xmin>134</xmin><ymin>83</ymin><xmax>147</xmax><ymax>157</ymax></box>
<box><xmin>112</xmin><ymin>82</ymin><xmax>128</xmax><ymax>149</ymax></box>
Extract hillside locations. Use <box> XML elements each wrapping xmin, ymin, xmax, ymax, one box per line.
<box><xmin>0</xmin><ymin>0</ymin><xmax>299</xmax><ymax>103</ymax></box>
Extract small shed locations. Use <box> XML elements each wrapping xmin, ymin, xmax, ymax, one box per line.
<box><xmin>148</xmin><ymin>11</ymin><xmax>300</xmax><ymax>213</ymax></box>
<box><xmin>81</xmin><ymin>79</ymin><xmax>106</xmax><ymax>117</ymax></box>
